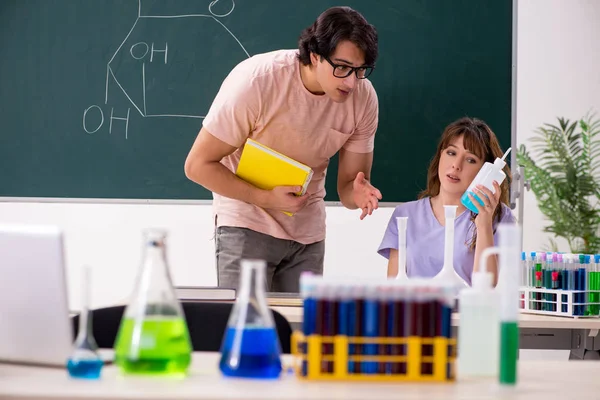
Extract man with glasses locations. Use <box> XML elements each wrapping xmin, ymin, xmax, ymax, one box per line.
<box><xmin>185</xmin><ymin>6</ymin><xmax>381</xmax><ymax>292</ymax></box>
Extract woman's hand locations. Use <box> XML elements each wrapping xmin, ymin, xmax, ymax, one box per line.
<box><xmin>468</xmin><ymin>180</ymin><xmax>501</xmax><ymax>227</ymax></box>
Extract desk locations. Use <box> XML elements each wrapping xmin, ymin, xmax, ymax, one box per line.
<box><xmin>271</xmin><ymin>306</ymin><xmax>600</xmax><ymax>359</ymax></box>
<box><xmin>0</xmin><ymin>352</ymin><xmax>599</xmax><ymax>400</ymax></box>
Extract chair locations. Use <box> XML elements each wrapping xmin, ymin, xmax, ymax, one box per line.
<box><xmin>71</xmin><ymin>301</ymin><xmax>293</xmax><ymax>353</ymax></box>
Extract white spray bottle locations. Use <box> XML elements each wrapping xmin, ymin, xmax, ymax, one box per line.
<box><xmin>457</xmin><ymin>246</ymin><xmax>501</xmax><ymax>378</ymax></box>
<box><xmin>461</xmin><ymin>147</ymin><xmax>511</xmax><ymax>214</ymax></box>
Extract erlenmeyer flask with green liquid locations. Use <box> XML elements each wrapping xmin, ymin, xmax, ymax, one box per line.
<box><xmin>114</xmin><ymin>229</ymin><xmax>192</xmax><ymax>377</ymax></box>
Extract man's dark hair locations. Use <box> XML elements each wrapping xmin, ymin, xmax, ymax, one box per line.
<box><xmin>297</xmin><ymin>6</ymin><xmax>378</xmax><ymax>67</ymax></box>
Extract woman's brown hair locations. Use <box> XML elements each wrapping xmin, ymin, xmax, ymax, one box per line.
<box><xmin>418</xmin><ymin>117</ymin><xmax>512</xmax><ymax>249</ymax></box>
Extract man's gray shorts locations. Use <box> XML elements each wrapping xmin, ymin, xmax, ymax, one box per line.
<box><xmin>215</xmin><ymin>226</ymin><xmax>324</xmax><ymax>293</ymax></box>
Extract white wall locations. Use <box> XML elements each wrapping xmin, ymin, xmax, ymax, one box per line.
<box><xmin>2</xmin><ymin>0</ymin><xmax>600</xmax><ymax>311</ymax></box>
<box><xmin>516</xmin><ymin>0</ymin><xmax>600</xmax><ymax>252</ymax></box>
<box><xmin>0</xmin><ymin>202</ymin><xmax>392</xmax><ymax>310</ymax></box>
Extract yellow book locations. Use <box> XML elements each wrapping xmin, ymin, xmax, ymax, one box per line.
<box><xmin>235</xmin><ymin>138</ymin><xmax>313</xmax><ymax>216</ymax></box>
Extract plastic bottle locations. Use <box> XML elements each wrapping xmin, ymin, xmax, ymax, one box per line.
<box><xmin>219</xmin><ymin>259</ymin><xmax>282</xmax><ymax>379</ymax></box>
<box><xmin>461</xmin><ymin>148</ymin><xmax>511</xmax><ymax>214</ymax></box>
<box><xmin>457</xmin><ymin>247</ymin><xmax>500</xmax><ymax>379</ymax></box>
<box><xmin>114</xmin><ymin>229</ymin><xmax>192</xmax><ymax>377</ymax></box>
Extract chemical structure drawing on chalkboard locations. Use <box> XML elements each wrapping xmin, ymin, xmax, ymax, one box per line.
<box><xmin>83</xmin><ymin>0</ymin><xmax>250</xmax><ymax>139</ymax></box>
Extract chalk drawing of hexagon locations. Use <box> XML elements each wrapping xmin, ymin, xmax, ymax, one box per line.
<box><xmin>105</xmin><ymin>0</ymin><xmax>249</xmax><ymax>119</ymax></box>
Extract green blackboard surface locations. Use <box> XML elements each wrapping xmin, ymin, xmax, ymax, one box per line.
<box><xmin>0</xmin><ymin>0</ymin><xmax>513</xmax><ymax>202</ymax></box>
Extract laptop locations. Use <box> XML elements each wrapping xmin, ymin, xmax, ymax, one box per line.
<box><xmin>0</xmin><ymin>223</ymin><xmax>73</xmax><ymax>367</ymax></box>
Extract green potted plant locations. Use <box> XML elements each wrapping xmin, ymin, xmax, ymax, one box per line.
<box><xmin>517</xmin><ymin>113</ymin><xmax>600</xmax><ymax>254</ymax></box>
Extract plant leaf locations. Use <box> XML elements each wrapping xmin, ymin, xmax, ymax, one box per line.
<box><xmin>517</xmin><ymin>114</ymin><xmax>600</xmax><ymax>253</ymax></box>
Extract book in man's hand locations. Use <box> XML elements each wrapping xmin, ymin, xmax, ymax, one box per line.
<box><xmin>235</xmin><ymin>138</ymin><xmax>314</xmax><ymax>216</ymax></box>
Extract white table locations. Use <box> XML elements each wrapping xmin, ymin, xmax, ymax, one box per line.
<box><xmin>0</xmin><ymin>352</ymin><xmax>599</xmax><ymax>400</ymax></box>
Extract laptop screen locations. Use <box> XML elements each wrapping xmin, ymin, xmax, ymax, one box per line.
<box><xmin>0</xmin><ymin>223</ymin><xmax>73</xmax><ymax>367</ymax></box>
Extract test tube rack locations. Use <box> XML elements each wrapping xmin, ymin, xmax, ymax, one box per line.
<box><xmin>291</xmin><ymin>332</ymin><xmax>456</xmax><ymax>382</ymax></box>
<box><xmin>519</xmin><ymin>286</ymin><xmax>600</xmax><ymax>318</ymax></box>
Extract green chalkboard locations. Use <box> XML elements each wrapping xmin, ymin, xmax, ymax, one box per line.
<box><xmin>0</xmin><ymin>0</ymin><xmax>513</xmax><ymax>202</ymax></box>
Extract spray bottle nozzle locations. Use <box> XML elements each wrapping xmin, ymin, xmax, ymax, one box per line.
<box><xmin>494</xmin><ymin>147</ymin><xmax>512</xmax><ymax>169</ymax></box>
<box><xmin>473</xmin><ymin>246</ymin><xmax>500</xmax><ymax>289</ymax></box>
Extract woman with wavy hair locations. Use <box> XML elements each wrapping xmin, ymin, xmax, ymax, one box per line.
<box><xmin>377</xmin><ymin>117</ymin><xmax>516</xmax><ymax>285</ymax></box>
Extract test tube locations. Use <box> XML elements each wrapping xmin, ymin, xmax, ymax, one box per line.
<box><xmin>377</xmin><ymin>283</ymin><xmax>391</xmax><ymax>374</ymax></box>
<box><xmin>577</xmin><ymin>254</ymin><xmax>585</xmax><ymax>316</ymax></box>
<box><xmin>324</xmin><ymin>282</ymin><xmax>338</xmax><ymax>373</ymax></box>
<box><xmin>300</xmin><ymin>273</ymin><xmax>317</xmax><ymax>376</ymax></box>
<box><xmin>441</xmin><ymin>284</ymin><xmax>454</xmax><ymax>380</ymax></box>
<box><xmin>558</xmin><ymin>253</ymin><xmax>567</xmax><ymax>313</ymax></box>
<box><xmin>390</xmin><ymin>281</ymin><xmax>407</xmax><ymax>375</ymax></box>
<box><xmin>592</xmin><ymin>255</ymin><xmax>600</xmax><ymax>315</ymax></box>
<box><xmin>535</xmin><ymin>253</ymin><xmax>546</xmax><ymax>310</ymax></box>
<box><xmin>583</xmin><ymin>255</ymin><xmax>590</xmax><ymax>316</ymax></box>
<box><xmin>347</xmin><ymin>283</ymin><xmax>364</xmax><ymax>374</ymax></box>
<box><xmin>529</xmin><ymin>251</ymin><xmax>536</xmax><ymax>310</ymax></box>
<box><xmin>362</xmin><ymin>282</ymin><xmax>379</xmax><ymax>374</ymax></box>
<box><xmin>314</xmin><ymin>279</ymin><xmax>327</xmax><ymax>373</ymax></box>
<box><xmin>420</xmin><ymin>287</ymin><xmax>436</xmax><ymax>376</ymax></box>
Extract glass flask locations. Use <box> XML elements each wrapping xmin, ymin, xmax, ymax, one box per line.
<box><xmin>219</xmin><ymin>259</ymin><xmax>282</xmax><ymax>379</ymax></box>
<box><xmin>431</xmin><ymin>205</ymin><xmax>469</xmax><ymax>295</ymax></box>
<box><xmin>114</xmin><ymin>229</ymin><xmax>192</xmax><ymax>377</ymax></box>
<box><xmin>67</xmin><ymin>265</ymin><xmax>103</xmax><ymax>379</ymax></box>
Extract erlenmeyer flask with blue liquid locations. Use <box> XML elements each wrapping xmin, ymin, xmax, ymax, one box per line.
<box><xmin>219</xmin><ymin>259</ymin><xmax>282</xmax><ymax>379</ymax></box>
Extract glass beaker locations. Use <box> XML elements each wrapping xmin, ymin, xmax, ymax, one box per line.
<box><xmin>114</xmin><ymin>229</ymin><xmax>192</xmax><ymax>378</ymax></box>
<box><xmin>219</xmin><ymin>259</ymin><xmax>282</xmax><ymax>379</ymax></box>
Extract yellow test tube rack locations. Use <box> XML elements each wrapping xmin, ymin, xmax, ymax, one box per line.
<box><xmin>291</xmin><ymin>331</ymin><xmax>456</xmax><ymax>382</ymax></box>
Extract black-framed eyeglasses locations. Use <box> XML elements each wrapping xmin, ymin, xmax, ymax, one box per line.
<box><xmin>323</xmin><ymin>56</ymin><xmax>374</xmax><ymax>79</ymax></box>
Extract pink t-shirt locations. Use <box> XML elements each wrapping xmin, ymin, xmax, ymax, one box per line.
<box><xmin>203</xmin><ymin>49</ymin><xmax>379</xmax><ymax>244</ymax></box>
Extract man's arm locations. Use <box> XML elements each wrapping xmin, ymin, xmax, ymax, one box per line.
<box><xmin>184</xmin><ymin>128</ymin><xmax>264</xmax><ymax>205</ymax></box>
<box><xmin>337</xmin><ymin>148</ymin><xmax>374</xmax><ymax>209</ymax></box>
<box><xmin>337</xmin><ymin>148</ymin><xmax>381</xmax><ymax>219</ymax></box>
<box><xmin>184</xmin><ymin>128</ymin><xmax>309</xmax><ymax>214</ymax></box>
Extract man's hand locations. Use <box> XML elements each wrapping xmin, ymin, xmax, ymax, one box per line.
<box><xmin>352</xmin><ymin>172</ymin><xmax>382</xmax><ymax>220</ymax></box>
<box><xmin>258</xmin><ymin>186</ymin><xmax>310</xmax><ymax>214</ymax></box>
